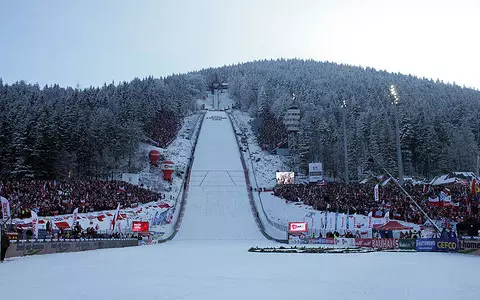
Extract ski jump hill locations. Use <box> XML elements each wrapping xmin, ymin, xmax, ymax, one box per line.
<box><xmin>174</xmin><ymin>111</ymin><xmax>266</xmax><ymax>241</ymax></box>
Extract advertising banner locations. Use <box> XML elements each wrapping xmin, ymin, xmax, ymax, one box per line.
<box><xmin>288</xmin><ymin>222</ymin><xmax>308</xmax><ymax>233</ymax></box>
<box><xmin>416</xmin><ymin>238</ymin><xmax>436</xmax><ymax>251</ymax></box>
<box><xmin>308</xmin><ymin>163</ymin><xmax>323</xmax><ymax>182</ymax></box>
<box><xmin>355</xmin><ymin>238</ymin><xmax>373</xmax><ymax>247</ymax></box>
<box><xmin>132</xmin><ymin>221</ymin><xmax>149</xmax><ymax>232</ymax></box>
<box><xmin>459</xmin><ymin>239</ymin><xmax>480</xmax><ymax>251</ymax></box>
<box><xmin>334</xmin><ymin>238</ymin><xmax>355</xmax><ymax>248</ymax></box>
<box><xmin>371</xmin><ymin>238</ymin><xmax>398</xmax><ymax>249</ymax></box>
<box><xmin>398</xmin><ymin>239</ymin><xmax>416</xmax><ymax>250</ymax></box>
<box><xmin>435</xmin><ymin>238</ymin><xmax>458</xmax><ymax>252</ymax></box>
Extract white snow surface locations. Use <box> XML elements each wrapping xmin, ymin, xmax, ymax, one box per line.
<box><xmin>175</xmin><ymin>111</ymin><xmax>264</xmax><ymax>240</ymax></box>
<box><xmin>1</xmin><ymin>241</ymin><xmax>479</xmax><ymax>300</ymax></box>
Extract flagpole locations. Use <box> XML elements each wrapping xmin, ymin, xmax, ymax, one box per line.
<box><xmin>370</xmin><ymin>154</ymin><xmax>441</xmax><ymax>232</ymax></box>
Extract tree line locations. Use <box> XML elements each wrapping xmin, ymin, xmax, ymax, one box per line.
<box><xmin>198</xmin><ymin>59</ymin><xmax>480</xmax><ymax>180</ymax></box>
<box><xmin>0</xmin><ymin>74</ymin><xmax>205</xmax><ymax>180</ymax></box>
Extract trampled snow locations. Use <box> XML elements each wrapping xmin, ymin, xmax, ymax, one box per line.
<box><xmin>175</xmin><ymin>111</ymin><xmax>264</xmax><ymax>240</ymax></box>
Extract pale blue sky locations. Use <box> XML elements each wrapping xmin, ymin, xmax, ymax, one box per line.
<box><xmin>1</xmin><ymin>0</ymin><xmax>479</xmax><ymax>89</ymax></box>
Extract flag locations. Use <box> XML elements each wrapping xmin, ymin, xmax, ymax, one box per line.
<box><xmin>31</xmin><ymin>211</ymin><xmax>39</xmax><ymax>239</ymax></box>
<box><xmin>384</xmin><ymin>210</ymin><xmax>390</xmax><ymax>225</ymax></box>
<box><xmin>1</xmin><ymin>196</ymin><xmax>11</xmax><ymax>220</ymax></box>
<box><xmin>439</xmin><ymin>191</ymin><xmax>452</xmax><ymax>207</ymax></box>
<box><xmin>71</xmin><ymin>208</ymin><xmax>79</xmax><ymax>230</ymax></box>
<box><xmin>374</xmin><ymin>184</ymin><xmax>380</xmax><ymax>202</ymax></box>
<box><xmin>367</xmin><ymin>211</ymin><xmax>373</xmax><ymax>229</ymax></box>
<box><xmin>111</xmin><ymin>203</ymin><xmax>121</xmax><ymax>232</ymax></box>
<box><xmin>41</xmin><ymin>183</ymin><xmax>46</xmax><ymax>198</ymax></box>
<box><xmin>422</xmin><ymin>185</ymin><xmax>429</xmax><ymax>194</ymax></box>
<box><xmin>428</xmin><ymin>196</ymin><xmax>440</xmax><ymax>207</ymax></box>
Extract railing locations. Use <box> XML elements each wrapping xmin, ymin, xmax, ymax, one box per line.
<box><xmin>158</xmin><ymin>111</ymin><xmax>205</xmax><ymax>242</ymax></box>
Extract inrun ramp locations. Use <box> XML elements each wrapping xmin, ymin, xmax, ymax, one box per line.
<box><xmin>175</xmin><ymin>111</ymin><xmax>265</xmax><ymax>240</ymax></box>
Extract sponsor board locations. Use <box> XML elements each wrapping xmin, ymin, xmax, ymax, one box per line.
<box><xmin>416</xmin><ymin>238</ymin><xmax>436</xmax><ymax>251</ymax></box>
<box><xmin>355</xmin><ymin>238</ymin><xmax>373</xmax><ymax>247</ymax></box>
<box><xmin>398</xmin><ymin>239</ymin><xmax>416</xmax><ymax>250</ymax></box>
<box><xmin>288</xmin><ymin>222</ymin><xmax>308</xmax><ymax>233</ymax></box>
<box><xmin>334</xmin><ymin>238</ymin><xmax>355</xmax><ymax>248</ymax></box>
<box><xmin>371</xmin><ymin>238</ymin><xmax>398</xmax><ymax>249</ymax></box>
<box><xmin>132</xmin><ymin>221</ymin><xmax>149</xmax><ymax>232</ymax></box>
<box><xmin>459</xmin><ymin>239</ymin><xmax>480</xmax><ymax>251</ymax></box>
<box><xmin>435</xmin><ymin>238</ymin><xmax>458</xmax><ymax>252</ymax></box>
<box><xmin>6</xmin><ymin>239</ymin><xmax>139</xmax><ymax>258</ymax></box>
<box><xmin>308</xmin><ymin>163</ymin><xmax>323</xmax><ymax>182</ymax></box>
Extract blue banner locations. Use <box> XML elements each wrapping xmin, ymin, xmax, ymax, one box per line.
<box><xmin>416</xmin><ymin>238</ymin><xmax>436</xmax><ymax>251</ymax></box>
<box><xmin>435</xmin><ymin>238</ymin><xmax>458</xmax><ymax>252</ymax></box>
<box><xmin>416</xmin><ymin>238</ymin><xmax>458</xmax><ymax>252</ymax></box>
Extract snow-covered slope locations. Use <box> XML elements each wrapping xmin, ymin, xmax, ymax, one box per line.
<box><xmin>175</xmin><ymin>111</ymin><xmax>265</xmax><ymax>240</ymax></box>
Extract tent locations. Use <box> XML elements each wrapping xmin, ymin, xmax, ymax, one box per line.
<box><xmin>377</xmin><ymin>221</ymin><xmax>413</xmax><ymax>231</ymax></box>
<box><xmin>429</xmin><ymin>172</ymin><xmax>478</xmax><ymax>186</ymax></box>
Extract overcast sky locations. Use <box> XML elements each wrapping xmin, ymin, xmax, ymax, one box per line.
<box><xmin>1</xmin><ymin>0</ymin><xmax>479</xmax><ymax>89</ymax></box>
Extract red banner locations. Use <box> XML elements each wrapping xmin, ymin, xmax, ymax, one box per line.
<box><xmin>132</xmin><ymin>221</ymin><xmax>149</xmax><ymax>232</ymax></box>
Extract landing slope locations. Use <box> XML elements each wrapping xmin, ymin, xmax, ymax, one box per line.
<box><xmin>175</xmin><ymin>111</ymin><xmax>264</xmax><ymax>240</ymax></box>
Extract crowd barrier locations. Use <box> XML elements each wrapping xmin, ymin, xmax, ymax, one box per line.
<box><xmin>5</xmin><ymin>238</ymin><xmax>139</xmax><ymax>258</ymax></box>
<box><xmin>288</xmin><ymin>236</ymin><xmax>479</xmax><ymax>254</ymax></box>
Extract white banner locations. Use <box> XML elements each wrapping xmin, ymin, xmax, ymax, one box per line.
<box><xmin>31</xmin><ymin>211</ymin><xmax>39</xmax><ymax>239</ymax></box>
<box><xmin>1</xmin><ymin>196</ymin><xmax>11</xmax><ymax>219</ymax></box>
<box><xmin>111</xmin><ymin>203</ymin><xmax>120</xmax><ymax>233</ymax></box>
<box><xmin>368</xmin><ymin>212</ymin><xmax>373</xmax><ymax>229</ymax></box>
<box><xmin>308</xmin><ymin>162</ymin><xmax>323</xmax><ymax>182</ymax></box>
<box><xmin>374</xmin><ymin>184</ymin><xmax>380</xmax><ymax>202</ymax></box>
<box><xmin>334</xmin><ymin>238</ymin><xmax>355</xmax><ymax>248</ymax></box>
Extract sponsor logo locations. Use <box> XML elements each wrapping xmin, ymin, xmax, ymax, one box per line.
<box><xmin>437</xmin><ymin>241</ymin><xmax>457</xmax><ymax>250</ymax></box>
<box><xmin>288</xmin><ymin>222</ymin><xmax>308</xmax><ymax>232</ymax></box>
<box><xmin>372</xmin><ymin>239</ymin><xmax>398</xmax><ymax>249</ymax></box>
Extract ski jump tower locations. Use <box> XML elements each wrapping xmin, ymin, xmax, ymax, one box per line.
<box><xmin>284</xmin><ymin>94</ymin><xmax>300</xmax><ymax>165</ymax></box>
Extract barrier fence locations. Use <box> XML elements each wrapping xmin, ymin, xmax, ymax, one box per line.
<box><xmin>287</xmin><ymin>235</ymin><xmax>479</xmax><ymax>253</ymax></box>
<box><xmin>5</xmin><ymin>238</ymin><xmax>139</xmax><ymax>258</ymax></box>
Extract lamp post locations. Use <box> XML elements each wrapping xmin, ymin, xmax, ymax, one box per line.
<box><xmin>341</xmin><ymin>100</ymin><xmax>349</xmax><ymax>184</ymax></box>
<box><xmin>389</xmin><ymin>85</ymin><xmax>404</xmax><ymax>186</ymax></box>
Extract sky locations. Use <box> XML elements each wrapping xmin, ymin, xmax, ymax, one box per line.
<box><xmin>0</xmin><ymin>0</ymin><xmax>479</xmax><ymax>89</ymax></box>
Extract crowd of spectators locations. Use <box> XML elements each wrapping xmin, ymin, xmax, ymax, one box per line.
<box><xmin>273</xmin><ymin>181</ymin><xmax>480</xmax><ymax>224</ymax></box>
<box><xmin>0</xmin><ymin>179</ymin><xmax>162</xmax><ymax>219</ymax></box>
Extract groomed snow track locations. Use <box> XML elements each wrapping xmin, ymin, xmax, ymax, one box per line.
<box><xmin>173</xmin><ymin>111</ymin><xmax>279</xmax><ymax>241</ymax></box>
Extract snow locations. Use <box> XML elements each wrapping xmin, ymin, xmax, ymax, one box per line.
<box><xmin>175</xmin><ymin>111</ymin><xmax>264</xmax><ymax>240</ymax></box>
<box><xmin>1</xmin><ymin>242</ymin><xmax>479</xmax><ymax>300</ymax></box>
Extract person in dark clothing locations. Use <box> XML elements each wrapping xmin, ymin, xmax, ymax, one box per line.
<box><xmin>1</xmin><ymin>227</ymin><xmax>11</xmax><ymax>262</ymax></box>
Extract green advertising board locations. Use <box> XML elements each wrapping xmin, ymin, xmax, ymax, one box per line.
<box><xmin>398</xmin><ymin>238</ymin><xmax>416</xmax><ymax>250</ymax></box>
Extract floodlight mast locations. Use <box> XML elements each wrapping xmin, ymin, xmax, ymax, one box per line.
<box><xmin>370</xmin><ymin>154</ymin><xmax>441</xmax><ymax>233</ymax></box>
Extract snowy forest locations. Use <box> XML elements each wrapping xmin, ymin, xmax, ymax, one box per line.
<box><xmin>0</xmin><ymin>75</ymin><xmax>205</xmax><ymax>180</ymax></box>
<box><xmin>198</xmin><ymin>59</ymin><xmax>480</xmax><ymax>180</ymax></box>
<box><xmin>1</xmin><ymin>58</ymin><xmax>479</xmax><ymax>182</ymax></box>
